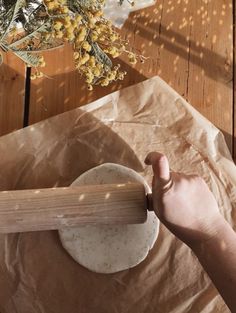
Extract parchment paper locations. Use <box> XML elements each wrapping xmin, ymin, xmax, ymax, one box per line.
<box><xmin>0</xmin><ymin>76</ymin><xmax>234</xmax><ymax>313</ymax></box>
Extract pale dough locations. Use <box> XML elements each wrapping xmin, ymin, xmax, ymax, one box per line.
<box><xmin>59</xmin><ymin>163</ymin><xmax>159</xmax><ymax>274</ymax></box>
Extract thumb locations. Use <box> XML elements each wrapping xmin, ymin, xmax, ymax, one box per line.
<box><xmin>145</xmin><ymin>152</ymin><xmax>170</xmax><ymax>189</ymax></box>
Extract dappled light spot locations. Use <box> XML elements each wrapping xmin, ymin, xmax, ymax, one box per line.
<box><xmin>36</xmin><ymin>96</ymin><xmax>43</xmax><ymax>103</ymax></box>
<box><xmin>220</xmin><ymin>240</ymin><xmax>226</xmax><ymax>250</ymax></box>
<box><xmin>20</xmin><ymin>0</ymin><xmax>233</xmax><ymax>134</ymax></box>
<box><xmin>59</xmin><ymin>81</ymin><xmax>65</xmax><ymax>88</ymax></box>
<box><xmin>79</xmin><ymin>194</ymin><xmax>85</xmax><ymax>201</ymax></box>
<box><xmin>64</xmin><ymin>97</ymin><xmax>70</xmax><ymax>104</ymax></box>
<box><xmin>212</xmin><ymin>35</ymin><xmax>217</xmax><ymax>44</ymax></box>
<box><xmin>105</xmin><ymin>193</ymin><xmax>110</xmax><ymax>199</ymax></box>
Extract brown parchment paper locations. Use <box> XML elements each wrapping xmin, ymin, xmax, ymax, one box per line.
<box><xmin>0</xmin><ymin>76</ymin><xmax>235</xmax><ymax>313</ymax></box>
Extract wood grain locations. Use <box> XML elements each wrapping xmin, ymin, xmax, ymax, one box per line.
<box><xmin>0</xmin><ymin>51</ymin><xmax>26</xmax><ymax>136</ymax></box>
<box><xmin>28</xmin><ymin>1</ymin><xmax>234</xmax><ymax>152</ymax></box>
<box><xmin>0</xmin><ymin>183</ymin><xmax>147</xmax><ymax>233</ymax></box>
<box><xmin>185</xmin><ymin>1</ymin><xmax>233</xmax><ymax>151</ymax></box>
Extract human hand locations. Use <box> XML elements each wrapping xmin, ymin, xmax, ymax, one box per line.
<box><xmin>145</xmin><ymin>152</ymin><xmax>224</xmax><ymax>247</ymax></box>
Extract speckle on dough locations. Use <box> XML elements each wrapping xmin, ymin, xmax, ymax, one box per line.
<box><xmin>59</xmin><ymin>163</ymin><xmax>159</xmax><ymax>274</ymax></box>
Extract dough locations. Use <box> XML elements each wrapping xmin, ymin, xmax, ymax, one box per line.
<box><xmin>59</xmin><ymin>163</ymin><xmax>159</xmax><ymax>274</ymax></box>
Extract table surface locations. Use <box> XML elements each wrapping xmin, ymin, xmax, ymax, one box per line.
<box><xmin>0</xmin><ymin>0</ymin><xmax>235</xmax><ymax>158</ymax></box>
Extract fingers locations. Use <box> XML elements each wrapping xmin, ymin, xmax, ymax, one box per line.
<box><xmin>145</xmin><ymin>152</ymin><xmax>171</xmax><ymax>189</ymax></box>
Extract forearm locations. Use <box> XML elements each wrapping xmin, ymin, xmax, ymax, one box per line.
<box><xmin>191</xmin><ymin>218</ymin><xmax>236</xmax><ymax>312</ymax></box>
<box><xmin>145</xmin><ymin>152</ymin><xmax>236</xmax><ymax>310</ymax></box>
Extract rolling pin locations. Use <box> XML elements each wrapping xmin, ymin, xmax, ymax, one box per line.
<box><xmin>0</xmin><ymin>183</ymin><xmax>153</xmax><ymax>233</ymax></box>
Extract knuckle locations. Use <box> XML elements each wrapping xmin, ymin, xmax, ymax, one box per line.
<box><xmin>194</xmin><ymin>175</ymin><xmax>204</xmax><ymax>184</ymax></box>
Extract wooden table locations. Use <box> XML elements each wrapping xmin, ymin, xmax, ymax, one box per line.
<box><xmin>0</xmin><ymin>0</ymin><xmax>235</xmax><ymax>157</ymax></box>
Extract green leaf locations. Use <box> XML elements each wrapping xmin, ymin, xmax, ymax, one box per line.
<box><xmin>91</xmin><ymin>42</ymin><xmax>112</xmax><ymax>68</ymax></box>
<box><xmin>0</xmin><ymin>0</ymin><xmax>26</xmax><ymax>41</ymax></box>
<box><xmin>14</xmin><ymin>51</ymin><xmax>41</xmax><ymax>67</ymax></box>
<box><xmin>9</xmin><ymin>22</ymin><xmax>50</xmax><ymax>48</ymax></box>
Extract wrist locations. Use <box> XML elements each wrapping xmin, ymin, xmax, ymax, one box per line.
<box><xmin>190</xmin><ymin>215</ymin><xmax>231</xmax><ymax>254</ymax></box>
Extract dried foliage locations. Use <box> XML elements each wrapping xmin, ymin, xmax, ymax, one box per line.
<box><xmin>0</xmin><ymin>0</ymin><xmax>142</xmax><ymax>88</ymax></box>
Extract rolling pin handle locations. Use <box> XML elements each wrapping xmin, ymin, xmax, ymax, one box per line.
<box><xmin>147</xmin><ymin>193</ymin><xmax>153</xmax><ymax>211</ymax></box>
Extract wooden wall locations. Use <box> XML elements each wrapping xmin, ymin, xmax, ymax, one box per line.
<box><xmin>0</xmin><ymin>0</ymin><xmax>234</xmax><ymax>157</ymax></box>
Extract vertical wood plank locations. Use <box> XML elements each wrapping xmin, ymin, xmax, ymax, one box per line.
<box><xmin>28</xmin><ymin>45</ymin><xmax>146</xmax><ymax>124</ymax></box>
<box><xmin>29</xmin><ymin>0</ymin><xmax>233</xmax><ymax>154</ymax></box>
<box><xmin>0</xmin><ymin>52</ymin><xmax>26</xmax><ymax>136</ymax></box>
<box><xmin>186</xmin><ymin>1</ymin><xmax>233</xmax><ymax>151</ymax></box>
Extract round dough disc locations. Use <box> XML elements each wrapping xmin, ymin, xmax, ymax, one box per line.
<box><xmin>59</xmin><ymin>163</ymin><xmax>159</xmax><ymax>274</ymax></box>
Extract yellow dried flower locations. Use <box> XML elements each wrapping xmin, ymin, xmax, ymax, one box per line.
<box><xmin>66</xmin><ymin>33</ymin><xmax>75</xmax><ymax>41</ymax></box>
<box><xmin>80</xmin><ymin>53</ymin><xmax>90</xmax><ymax>65</ymax></box>
<box><xmin>86</xmin><ymin>75</ymin><xmax>94</xmax><ymax>84</ymax></box>
<box><xmin>94</xmin><ymin>10</ymin><xmax>103</xmax><ymax>17</ymax></box>
<box><xmin>90</xmin><ymin>32</ymin><xmax>98</xmax><ymax>41</ymax></box>
<box><xmin>38</xmin><ymin>56</ymin><xmax>46</xmax><ymax>68</ymax></box>
<box><xmin>129</xmin><ymin>57</ymin><xmax>137</xmax><ymax>64</ymax></box>
<box><xmin>71</xmin><ymin>21</ymin><xmax>77</xmax><ymax>28</ymax></box>
<box><xmin>40</xmin><ymin>61</ymin><xmax>46</xmax><ymax>67</ymax></box>
<box><xmin>47</xmin><ymin>2</ymin><xmax>57</xmax><ymax>10</ymax></box>
<box><xmin>40</xmin><ymin>0</ymin><xmax>141</xmax><ymax>87</ymax></box>
<box><xmin>37</xmin><ymin>72</ymin><xmax>44</xmax><ymax>78</ymax></box>
<box><xmin>89</xmin><ymin>18</ymin><xmax>96</xmax><ymax>28</ymax></box>
<box><xmin>76</xmin><ymin>15</ymin><xmax>82</xmax><ymax>23</ymax></box>
<box><xmin>82</xmin><ymin>41</ymin><xmax>91</xmax><ymax>52</ymax></box>
<box><xmin>106</xmin><ymin>20</ymin><xmax>112</xmax><ymax>27</ymax></box>
<box><xmin>88</xmin><ymin>56</ymin><xmax>96</xmax><ymax>67</ymax></box>
<box><xmin>60</xmin><ymin>6</ymin><xmax>69</xmax><ymax>13</ymax></box>
<box><xmin>128</xmin><ymin>52</ymin><xmax>137</xmax><ymax>64</ymax></box>
<box><xmin>117</xmin><ymin>72</ymin><xmax>125</xmax><ymax>80</ymax></box>
<box><xmin>99</xmin><ymin>36</ymin><xmax>105</xmax><ymax>42</ymax></box>
<box><xmin>110</xmin><ymin>33</ymin><xmax>118</xmax><ymax>42</ymax></box>
<box><xmin>100</xmin><ymin>78</ymin><xmax>109</xmax><ymax>86</ymax></box>
<box><xmin>55</xmin><ymin>31</ymin><xmax>64</xmax><ymax>38</ymax></box>
<box><xmin>66</xmin><ymin>25</ymin><xmax>75</xmax><ymax>33</ymax></box>
<box><xmin>39</xmin><ymin>56</ymin><xmax>44</xmax><ymax>63</ymax></box>
<box><xmin>76</xmin><ymin>27</ymin><xmax>87</xmax><ymax>43</ymax></box>
<box><xmin>113</xmin><ymin>51</ymin><xmax>121</xmax><ymax>58</ymax></box>
<box><xmin>73</xmin><ymin>52</ymin><xmax>80</xmax><ymax>59</ymax></box>
<box><xmin>44</xmin><ymin>33</ymin><xmax>51</xmax><ymax>40</ymax></box>
<box><xmin>64</xmin><ymin>16</ymin><xmax>71</xmax><ymax>23</ymax></box>
<box><xmin>92</xmin><ymin>66</ymin><xmax>101</xmax><ymax>77</ymax></box>
<box><xmin>108</xmin><ymin>47</ymin><xmax>117</xmax><ymax>55</ymax></box>
<box><xmin>107</xmin><ymin>70</ymin><xmax>116</xmax><ymax>81</ymax></box>
<box><xmin>30</xmin><ymin>74</ymin><xmax>37</xmax><ymax>80</ymax></box>
<box><xmin>54</xmin><ymin>21</ymin><xmax>63</xmax><ymax>31</ymax></box>
<box><xmin>63</xmin><ymin>21</ymin><xmax>71</xmax><ymax>28</ymax></box>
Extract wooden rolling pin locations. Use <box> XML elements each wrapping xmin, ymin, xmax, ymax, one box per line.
<box><xmin>0</xmin><ymin>183</ymin><xmax>152</xmax><ymax>233</ymax></box>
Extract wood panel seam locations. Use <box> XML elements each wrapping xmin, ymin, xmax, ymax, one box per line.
<box><xmin>23</xmin><ymin>67</ymin><xmax>31</xmax><ymax>128</ymax></box>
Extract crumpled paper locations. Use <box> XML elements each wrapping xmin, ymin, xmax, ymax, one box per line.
<box><xmin>0</xmin><ymin>76</ymin><xmax>234</xmax><ymax>313</ymax></box>
<box><xmin>104</xmin><ymin>0</ymin><xmax>156</xmax><ymax>28</ymax></box>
